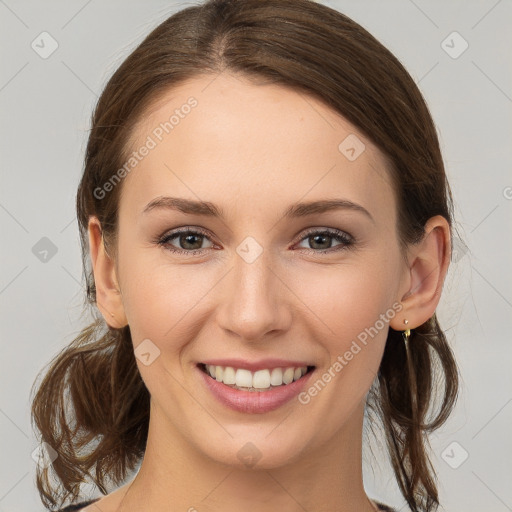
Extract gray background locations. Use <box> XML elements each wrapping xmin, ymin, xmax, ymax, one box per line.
<box><xmin>1</xmin><ymin>0</ymin><xmax>511</xmax><ymax>510</ymax></box>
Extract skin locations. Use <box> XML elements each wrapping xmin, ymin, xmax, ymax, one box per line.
<box><xmin>85</xmin><ymin>72</ymin><xmax>450</xmax><ymax>512</ymax></box>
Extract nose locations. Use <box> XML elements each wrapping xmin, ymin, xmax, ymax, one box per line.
<box><xmin>215</xmin><ymin>244</ymin><xmax>292</xmax><ymax>342</ymax></box>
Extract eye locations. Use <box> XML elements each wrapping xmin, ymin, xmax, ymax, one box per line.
<box><xmin>156</xmin><ymin>227</ymin><xmax>355</xmax><ymax>256</ymax></box>
<box><xmin>294</xmin><ymin>228</ymin><xmax>354</xmax><ymax>254</ymax></box>
<box><xmin>157</xmin><ymin>228</ymin><xmax>214</xmax><ymax>255</ymax></box>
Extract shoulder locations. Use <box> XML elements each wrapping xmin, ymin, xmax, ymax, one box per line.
<box><xmin>56</xmin><ymin>498</ymin><xmax>100</xmax><ymax>511</ymax></box>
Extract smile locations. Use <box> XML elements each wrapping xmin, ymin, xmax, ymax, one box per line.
<box><xmin>197</xmin><ymin>362</ymin><xmax>316</xmax><ymax>414</ymax></box>
<box><xmin>199</xmin><ymin>363</ymin><xmax>314</xmax><ymax>391</ymax></box>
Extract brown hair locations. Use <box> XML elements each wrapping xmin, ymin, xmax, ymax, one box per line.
<box><xmin>30</xmin><ymin>0</ymin><xmax>459</xmax><ymax>510</ymax></box>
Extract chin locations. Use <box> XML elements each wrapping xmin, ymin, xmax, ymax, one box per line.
<box><xmin>192</xmin><ymin>426</ymin><xmax>316</xmax><ymax>471</ymax></box>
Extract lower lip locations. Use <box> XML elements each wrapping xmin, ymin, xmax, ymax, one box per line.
<box><xmin>198</xmin><ymin>365</ymin><xmax>315</xmax><ymax>414</ymax></box>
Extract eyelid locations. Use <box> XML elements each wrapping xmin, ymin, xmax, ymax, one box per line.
<box><xmin>294</xmin><ymin>226</ymin><xmax>353</xmax><ymax>244</ymax></box>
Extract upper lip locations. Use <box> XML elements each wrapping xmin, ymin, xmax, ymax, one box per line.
<box><xmin>199</xmin><ymin>358</ymin><xmax>315</xmax><ymax>372</ymax></box>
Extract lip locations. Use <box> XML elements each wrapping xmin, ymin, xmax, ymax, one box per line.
<box><xmin>200</xmin><ymin>358</ymin><xmax>314</xmax><ymax>372</ymax></box>
<box><xmin>197</xmin><ymin>363</ymin><xmax>315</xmax><ymax>414</ymax></box>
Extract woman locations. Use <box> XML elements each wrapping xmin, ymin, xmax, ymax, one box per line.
<box><xmin>31</xmin><ymin>0</ymin><xmax>459</xmax><ymax>511</ymax></box>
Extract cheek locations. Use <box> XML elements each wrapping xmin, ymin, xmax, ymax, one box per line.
<box><xmin>295</xmin><ymin>259</ymin><xmax>398</xmax><ymax>337</ymax></box>
<box><xmin>119</xmin><ymin>230</ymin><xmax>402</xmax><ymax>350</ymax></box>
<box><xmin>118</xmin><ymin>246</ymin><xmax>220</xmax><ymax>348</ymax></box>
<box><xmin>294</xmin><ymin>260</ymin><xmax>399</xmax><ymax>395</ymax></box>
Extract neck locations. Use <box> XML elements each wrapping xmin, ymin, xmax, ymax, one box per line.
<box><xmin>117</xmin><ymin>400</ymin><xmax>376</xmax><ymax>512</ymax></box>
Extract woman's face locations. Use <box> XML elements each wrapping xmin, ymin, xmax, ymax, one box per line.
<box><xmin>112</xmin><ymin>72</ymin><xmax>409</xmax><ymax>468</ymax></box>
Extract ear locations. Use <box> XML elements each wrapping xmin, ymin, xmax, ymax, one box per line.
<box><xmin>389</xmin><ymin>215</ymin><xmax>451</xmax><ymax>331</ymax></box>
<box><xmin>88</xmin><ymin>216</ymin><xmax>128</xmax><ymax>329</ymax></box>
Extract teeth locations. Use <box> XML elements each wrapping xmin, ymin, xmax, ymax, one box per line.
<box><xmin>270</xmin><ymin>368</ymin><xmax>283</xmax><ymax>386</ymax></box>
<box><xmin>204</xmin><ymin>364</ymin><xmax>309</xmax><ymax>390</ymax></box>
<box><xmin>282</xmin><ymin>367</ymin><xmax>295</xmax><ymax>385</ymax></box>
<box><xmin>223</xmin><ymin>366</ymin><xmax>236</xmax><ymax>385</ymax></box>
<box><xmin>253</xmin><ymin>370</ymin><xmax>270</xmax><ymax>389</ymax></box>
<box><xmin>235</xmin><ymin>369</ymin><xmax>253</xmax><ymax>388</ymax></box>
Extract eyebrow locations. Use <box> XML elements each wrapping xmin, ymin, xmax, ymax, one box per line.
<box><xmin>142</xmin><ymin>196</ymin><xmax>375</xmax><ymax>224</ymax></box>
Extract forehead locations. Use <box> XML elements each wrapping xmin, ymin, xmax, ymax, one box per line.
<box><xmin>121</xmin><ymin>72</ymin><xmax>395</xmax><ymax>224</ymax></box>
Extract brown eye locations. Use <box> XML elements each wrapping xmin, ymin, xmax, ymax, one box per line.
<box><xmin>158</xmin><ymin>228</ymin><xmax>214</xmax><ymax>255</ymax></box>
<box><xmin>295</xmin><ymin>229</ymin><xmax>354</xmax><ymax>254</ymax></box>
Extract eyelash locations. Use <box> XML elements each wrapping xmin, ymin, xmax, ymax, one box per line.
<box><xmin>155</xmin><ymin>227</ymin><xmax>355</xmax><ymax>256</ymax></box>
